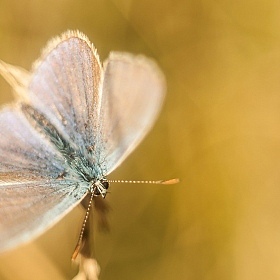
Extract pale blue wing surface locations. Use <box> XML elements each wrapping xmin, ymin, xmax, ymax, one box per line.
<box><xmin>0</xmin><ymin>60</ymin><xmax>31</xmax><ymax>98</ymax></box>
<box><xmin>0</xmin><ymin>107</ymin><xmax>65</xmax><ymax>177</ymax></box>
<box><xmin>27</xmin><ymin>31</ymin><xmax>102</xmax><ymax>154</ymax></box>
<box><xmin>0</xmin><ymin>107</ymin><xmax>88</xmax><ymax>252</ymax></box>
<box><xmin>98</xmin><ymin>52</ymin><xmax>166</xmax><ymax>173</ymax></box>
<box><xmin>23</xmin><ymin>32</ymin><xmax>165</xmax><ymax>176</ymax></box>
<box><xmin>0</xmin><ymin>178</ymin><xmax>85</xmax><ymax>252</ymax></box>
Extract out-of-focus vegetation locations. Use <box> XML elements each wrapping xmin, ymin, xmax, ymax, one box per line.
<box><xmin>1</xmin><ymin>0</ymin><xmax>280</xmax><ymax>279</ymax></box>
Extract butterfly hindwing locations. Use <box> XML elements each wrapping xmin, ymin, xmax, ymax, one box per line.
<box><xmin>0</xmin><ymin>107</ymin><xmax>88</xmax><ymax>252</ymax></box>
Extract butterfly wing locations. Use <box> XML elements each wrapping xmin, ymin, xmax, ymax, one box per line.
<box><xmin>98</xmin><ymin>52</ymin><xmax>166</xmax><ymax>173</ymax></box>
<box><xmin>26</xmin><ymin>31</ymin><xmax>102</xmax><ymax>153</ymax></box>
<box><xmin>0</xmin><ymin>108</ymin><xmax>88</xmax><ymax>252</ymax></box>
<box><xmin>0</xmin><ymin>31</ymin><xmax>103</xmax><ymax>252</ymax></box>
<box><xmin>0</xmin><ymin>60</ymin><xmax>31</xmax><ymax>98</ymax></box>
<box><xmin>14</xmin><ymin>32</ymin><xmax>165</xmax><ymax>176</ymax></box>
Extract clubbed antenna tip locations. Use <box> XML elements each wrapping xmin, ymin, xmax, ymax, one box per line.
<box><xmin>159</xmin><ymin>178</ymin><xmax>180</xmax><ymax>185</ymax></box>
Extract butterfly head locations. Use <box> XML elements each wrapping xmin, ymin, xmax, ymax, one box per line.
<box><xmin>91</xmin><ymin>178</ymin><xmax>109</xmax><ymax>198</ymax></box>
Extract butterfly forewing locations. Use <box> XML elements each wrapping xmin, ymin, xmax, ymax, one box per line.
<box><xmin>27</xmin><ymin>32</ymin><xmax>102</xmax><ymax>154</ymax></box>
<box><xmin>99</xmin><ymin>52</ymin><xmax>166</xmax><ymax>173</ymax></box>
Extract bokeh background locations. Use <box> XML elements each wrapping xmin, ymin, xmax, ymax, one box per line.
<box><xmin>1</xmin><ymin>0</ymin><xmax>280</xmax><ymax>279</ymax></box>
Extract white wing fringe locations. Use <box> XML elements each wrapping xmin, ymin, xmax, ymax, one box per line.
<box><xmin>0</xmin><ymin>60</ymin><xmax>30</xmax><ymax>100</ymax></box>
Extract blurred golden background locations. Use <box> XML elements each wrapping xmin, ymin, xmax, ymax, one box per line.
<box><xmin>1</xmin><ymin>0</ymin><xmax>280</xmax><ymax>279</ymax></box>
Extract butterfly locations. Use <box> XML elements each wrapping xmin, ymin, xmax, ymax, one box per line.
<box><xmin>0</xmin><ymin>31</ymin><xmax>178</xmax><ymax>264</ymax></box>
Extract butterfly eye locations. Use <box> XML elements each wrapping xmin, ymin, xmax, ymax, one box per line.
<box><xmin>102</xmin><ymin>180</ymin><xmax>109</xmax><ymax>190</ymax></box>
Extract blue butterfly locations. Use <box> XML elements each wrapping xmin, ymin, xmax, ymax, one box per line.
<box><xmin>0</xmin><ymin>31</ymin><xmax>177</xmax><ymax>265</ymax></box>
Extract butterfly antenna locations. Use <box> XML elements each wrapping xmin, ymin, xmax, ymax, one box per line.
<box><xmin>108</xmin><ymin>178</ymin><xmax>180</xmax><ymax>185</ymax></box>
<box><xmin>71</xmin><ymin>190</ymin><xmax>95</xmax><ymax>261</ymax></box>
